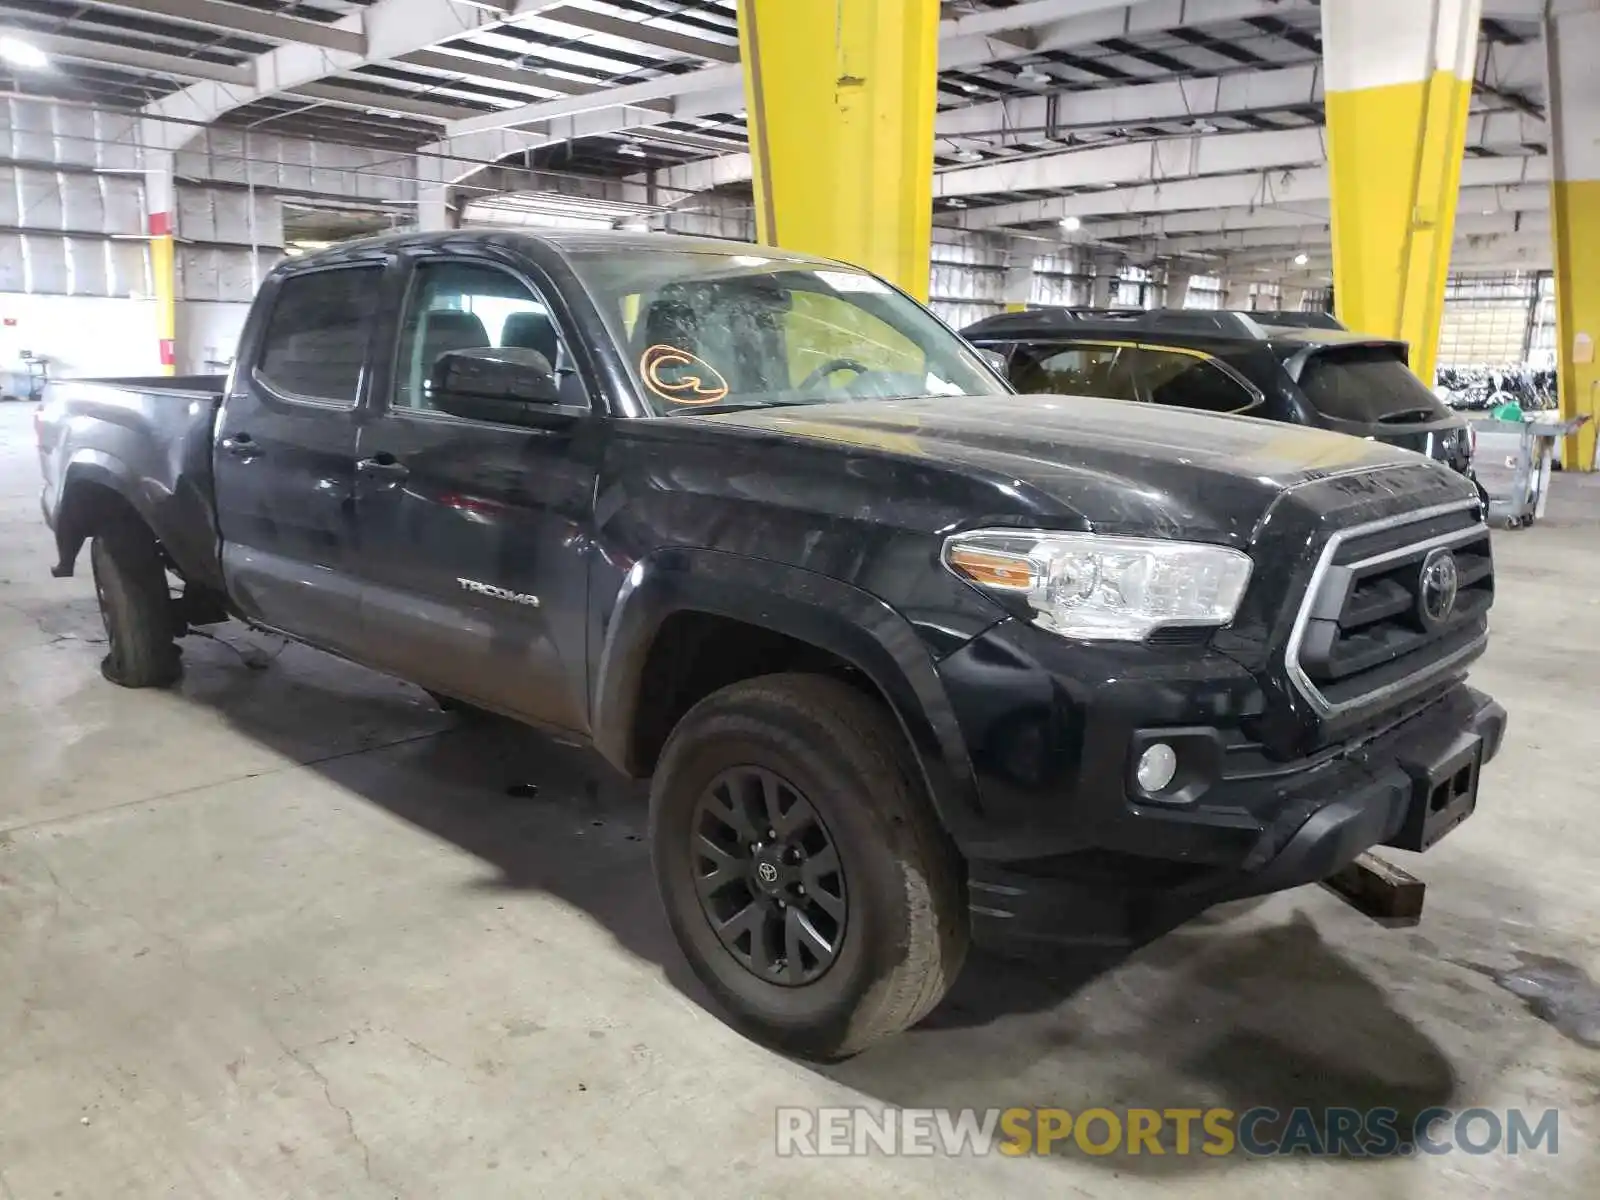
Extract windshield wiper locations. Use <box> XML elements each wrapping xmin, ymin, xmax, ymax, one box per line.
<box><xmin>1375</xmin><ymin>405</ymin><xmax>1441</xmax><ymax>424</ymax></box>
<box><xmin>665</xmin><ymin>397</ymin><xmax>818</xmax><ymax>416</ymax></box>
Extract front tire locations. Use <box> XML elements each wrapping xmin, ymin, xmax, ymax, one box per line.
<box><xmin>90</xmin><ymin>516</ymin><xmax>181</xmax><ymax>688</ymax></box>
<box><xmin>650</xmin><ymin>673</ymin><xmax>968</xmax><ymax>1059</ymax></box>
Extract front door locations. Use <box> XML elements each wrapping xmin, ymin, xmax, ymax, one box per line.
<box><xmin>212</xmin><ymin>259</ymin><xmax>387</xmax><ymax>656</ymax></box>
<box><xmin>351</xmin><ymin>255</ymin><xmax>598</xmax><ymax>732</ymax></box>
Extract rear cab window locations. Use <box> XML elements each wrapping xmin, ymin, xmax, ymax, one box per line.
<box><xmin>255</xmin><ymin>265</ymin><xmax>384</xmax><ymax>406</ymax></box>
<box><xmin>1291</xmin><ymin>344</ymin><xmax>1451</xmax><ymax>425</ymax></box>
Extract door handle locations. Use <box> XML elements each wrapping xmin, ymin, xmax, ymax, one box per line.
<box><xmin>357</xmin><ymin>454</ymin><xmax>410</xmax><ymax>484</ymax></box>
<box><xmin>222</xmin><ymin>434</ymin><xmax>260</xmax><ymax>461</ymax></box>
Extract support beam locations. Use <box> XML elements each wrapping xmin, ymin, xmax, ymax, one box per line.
<box><xmin>399</xmin><ymin>49</ymin><xmax>611</xmax><ymax>100</ymax></box>
<box><xmin>1002</xmin><ymin>251</ymin><xmax>1035</xmax><ymax>311</ymax></box>
<box><xmin>285</xmin><ymin>83</ymin><xmax>480</xmax><ymax>123</ymax></box>
<box><xmin>1544</xmin><ymin>5</ymin><xmax>1600</xmax><ymax>469</ymax></box>
<box><xmin>97</xmin><ymin>0</ymin><xmax>367</xmax><ymax>54</ymax></box>
<box><xmin>738</xmin><ymin>0</ymin><xmax>939</xmax><ymax>298</ymax></box>
<box><xmin>1321</xmin><ymin>0</ymin><xmax>1483</xmax><ymax>384</ymax></box>
<box><xmin>24</xmin><ymin>32</ymin><xmax>254</xmax><ymax>85</ymax></box>
<box><xmin>953</xmin><ymin>154</ymin><xmax>1547</xmax><ymax>229</ymax></box>
<box><xmin>140</xmin><ymin>0</ymin><xmax>500</xmax><ymax>155</ymax></box>
<box><xmin>1120</xmin><ymin>209</ymin><xmax>1549</xmax><ymax>256</ymax></box>
<box><xmin>1078</xmin><ymin>183</ymin><xmax>1549</xmax><ymax>241</ymax></box>
<box><xmin>1166</xmin><ymin>269</ymin><xmax>1192</xmax><ymax>308</ymax></box>
<box><xmin>532</xmin><ymin>5</ymin><xmax>739</xmax><ymax>62</ymax></box>
<box><xmin>936</xmin><ymin>109</ymin><xmax>1536</xmax><ymax>200</ymax></box>
<box><xmin>444</xmin><ymin>65</ymin><xmax>742</xmax><ymax>137</ymax></box>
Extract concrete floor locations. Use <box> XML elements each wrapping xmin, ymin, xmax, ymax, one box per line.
<box><xmin>2</xmin><ymin>399</ymin><xmax>1598</xmax><ymax>1199</ymax></box>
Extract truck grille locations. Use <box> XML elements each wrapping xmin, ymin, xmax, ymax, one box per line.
<box><xmin>1287</xmin><ymin>502</ymin><xmax>1492</xmax><ymax>716</ymax></box>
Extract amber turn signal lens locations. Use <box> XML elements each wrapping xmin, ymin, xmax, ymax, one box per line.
<box><xmin>946</xmin><ymin>545</ymin><xmax>1034</xmax><ymax>591</ymax></box>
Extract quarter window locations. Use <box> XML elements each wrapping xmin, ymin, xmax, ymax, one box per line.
<box><xmin>255</xmin><ymin>265</ymin><xmax>382</xmax><ymax>404</ymax></box>
<box><xmin>1137</xmin><ymin>349</ymin><xmax>1259</xmax><ymax>415</ymax></box>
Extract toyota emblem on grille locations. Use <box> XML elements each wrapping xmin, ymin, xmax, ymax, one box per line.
<box><xmin>757</xmin><ymin>862</ymin><xmax>779</xmax><ymax>884</ymax></box>
<box><xmin>1418</xmin><ymin>547</ymin><xmax>1460</xmax><ymax>628</ymax></box>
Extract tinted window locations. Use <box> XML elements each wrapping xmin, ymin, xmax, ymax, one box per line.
<box><xmin>394</xmin><ymin>260</ymin><xmax>581</xmax><ymax>411</ymax></box>
<box><xmin>256</xmin><ymin>266</ymin><xmax>381</xmax><ymax>404</ymax></box>
<box><xmin>1010</xmin><ymin>343</ymin><xmax>1136</xmax><ymax>400</ymax></box>
<box><xmin>1296</xmin><ymin>345</ymin><xmax>1451</xmax><ymax>424</ymax></box>
<box><xmin>1138</xmin><ymin>349</ymin><xmax>1259</xmax><ymax>414</ymax></box>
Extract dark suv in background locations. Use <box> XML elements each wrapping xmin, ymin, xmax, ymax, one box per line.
<box><xmin>962</xmin><ymin>307</ymin><xmax>1480</xmax><ymax>484</ymax></box>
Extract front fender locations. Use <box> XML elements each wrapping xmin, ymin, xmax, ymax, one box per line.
<box><xmin>591</xmin><ymin>547</ymin><xmax>988</xmax><ymax>849</ymax></box>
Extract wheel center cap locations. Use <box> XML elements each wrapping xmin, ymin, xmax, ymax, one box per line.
<box><xmin>751</xmin><ymin>849</ymin><xmax>786</xmax><ymax>895</ymax></box>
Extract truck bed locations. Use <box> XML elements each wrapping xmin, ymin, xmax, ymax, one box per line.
<box><xmin>37</xmin><ymin>375</ymin><xmax>227</xmax><ymax>589</ymax></box>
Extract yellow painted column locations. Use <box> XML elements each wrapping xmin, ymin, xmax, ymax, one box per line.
<box><xmin>737</xmin><ymin>0</ymin><xmax>939</xmax><ymax>299</ymax></box>
<box><xmin>1321</xmin><ymin>0</ymin><xmax>1482</xmax><ymax>384</ymax></box>
<box><xmin>146</xmin><ymin>153</ymin><xmax>177</xmax><ymax>376</ymax></box>
<box><xmin>1545</xmin><ymin>9</ymin><xmax>1600</xmax><ymax>471</ymax></box>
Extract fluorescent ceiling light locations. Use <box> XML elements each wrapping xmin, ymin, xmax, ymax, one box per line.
<box><xmin>1060</xmin><ymin>216</ymin><xmax>1082</xmax><ymax>232</ymax></box>
<box><xmin>0</xmin><ymin>36</ymin><xmax>48</xmax><ymax>69</ymax></box>
<box><xmin>949</xmin><ymin>147</ymin><xmax>982</xmax><ymax>164</ymax></box>
<box><xmin>1293</xmin><ymin>252</ymin><xmax>1309</xmax><ymax>266</ymax></box>
<box><xmin>617</xmin><ymin>142</ymin><xmax>648</xmax><ymax>158</ymax></box>
<box><xmin>1017</xmin><ymin>65</ymin><xmax>1051</xmax><ymax>86</ymax></box>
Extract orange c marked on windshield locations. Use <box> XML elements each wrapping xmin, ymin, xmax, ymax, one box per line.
<box><xmin>641</xmin><ymin>344</ymin><xmax>730</xmax><ymax>405</ymax></box>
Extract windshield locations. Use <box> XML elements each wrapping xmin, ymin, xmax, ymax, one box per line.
<box><xmin>565</xmin><ymin>248</ymin><xmax>1009</xmax><ymax>415</ymax></box>
<box><xmin>1294</xmin><ymin>345</ymin><xmax>1452</xmax><ymax>424</ymax></box>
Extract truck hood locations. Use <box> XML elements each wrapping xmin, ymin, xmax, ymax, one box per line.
<box><xmin>701</xmin><ymin>393</ymin><xmax>1450</xmax><ymax>545</ymax></box>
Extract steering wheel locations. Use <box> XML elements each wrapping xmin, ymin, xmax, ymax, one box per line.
<box><xmin>797</xmin><ymin>357</ymin><xmax>872</xmax><ymax>391</ymax></box>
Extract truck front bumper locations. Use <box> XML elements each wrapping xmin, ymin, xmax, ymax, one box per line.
<box><xmin>934</xmin><ymin>618</ymin><xmax>1506</xmax><ymax>949</ymax></box>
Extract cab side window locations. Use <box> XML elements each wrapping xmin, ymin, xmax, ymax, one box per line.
<box><xmin>393</xmin><ymin>260</ymin><xmax>584</xmax><ymax>411</ymax></box>
<box><xmin>255</xmin><ymin>265</ymin><xmax>383</xmax><ymax>406</ymax></box>
<box><xmin>1137</xmin><ymin>349</ymin><xmax>1260</xmax><ymax>415</ymax></box>
<box><xmin>1009</xmin><ymin>343</ymin><xmax>1137</xmax><ymax>400</ymax></box>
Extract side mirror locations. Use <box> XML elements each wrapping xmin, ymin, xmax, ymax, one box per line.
<box><xmin>426</xmin><ymin>346</ymin><xmax>563</xmax><ymax>424</ymax></box>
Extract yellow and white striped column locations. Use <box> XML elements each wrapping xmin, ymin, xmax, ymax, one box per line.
<box><xmin>1545</xmin><ymin>8</ymin><xmax>1600</xmax><ymax>471</ymax></box>
<box><xmin>1321</xmin><ymin>0</ymin><xmax>1482</xmax><ymax>384</ymax></box>
<box><xmin>736</xmin><ymin>0</ymin><xmax>939</xmax><ymax>299</ymax></box>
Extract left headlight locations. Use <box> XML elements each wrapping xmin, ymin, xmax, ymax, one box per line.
<box><xmin>942</xmin><ymin>529</ymin><xmax>1253</xmax><ymax>642</ymax></box>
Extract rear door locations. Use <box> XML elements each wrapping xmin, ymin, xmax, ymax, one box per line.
<box><xmin>1004</xmin><ymin>340</ymin><xmax>1140</xmax><ymax>399</ymax></box>
<box><xmin>213</xmin><ymin>259</ymin><xmax>388</xmax><ymax>655</ymax></box>
<box><xmin>350</xmin><ymin>252</ymin><xmax>598</xmax><ymax>732</ymax></box>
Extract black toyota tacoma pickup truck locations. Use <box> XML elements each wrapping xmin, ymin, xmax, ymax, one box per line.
<box><xmin>37</xmin><ymin>230</ymin><xmax>1505</xmax><ymax>1059</ymax></box>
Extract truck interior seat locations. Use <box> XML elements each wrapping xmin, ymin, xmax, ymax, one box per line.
<box><xmin>501</xmin><ymin>310</ymin><xmax>559</xmax><ymax>366</ymax></box>
<box><xmin>406</xmin><ymin>309</ymin><xmax>489</xmax><ymax>408</ymax></box>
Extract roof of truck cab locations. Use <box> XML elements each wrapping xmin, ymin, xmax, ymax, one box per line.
<box><xmin>283</xmin><ymin>227</ymin><xmax>830</xmax><ymax>269</ymax></box>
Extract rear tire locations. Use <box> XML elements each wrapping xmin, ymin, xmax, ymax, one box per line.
<box><xmin>90</xmin><ymin>516</ymin><xmax>181</xmax><ymax>688</ymax></box>
<box><xmin>650</xmin><ymin>673</ymin><xmax>968</xmax><ymax>1059</ymax></box>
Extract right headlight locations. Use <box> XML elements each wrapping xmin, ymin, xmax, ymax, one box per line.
<box><xmin>942</xmin><ymin>529</ymin><xmax>1253</xmax><ymax>642</ymax></box>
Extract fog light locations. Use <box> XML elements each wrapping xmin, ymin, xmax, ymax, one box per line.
<box><xmin>1136</xmin><ymin>743</ymin><xmax>1178</xmax><ymax>793</ymax></box>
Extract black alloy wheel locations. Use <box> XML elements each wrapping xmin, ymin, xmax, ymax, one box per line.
<box><xmin>690</xmin><ymin>765</ymin><xmax>847</xmax><ymax>987</ymax></box>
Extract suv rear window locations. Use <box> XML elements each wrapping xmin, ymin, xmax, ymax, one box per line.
<box><xmin>1294</xmin><ymin>345</ymin><xmax>1450</xmax><ymax>425</ymax></box>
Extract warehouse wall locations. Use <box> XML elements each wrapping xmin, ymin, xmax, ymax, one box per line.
<box><xmin>0</xmin><ymin>97</ymin><xmax>419</xmax><ymax>379</ymax></box>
